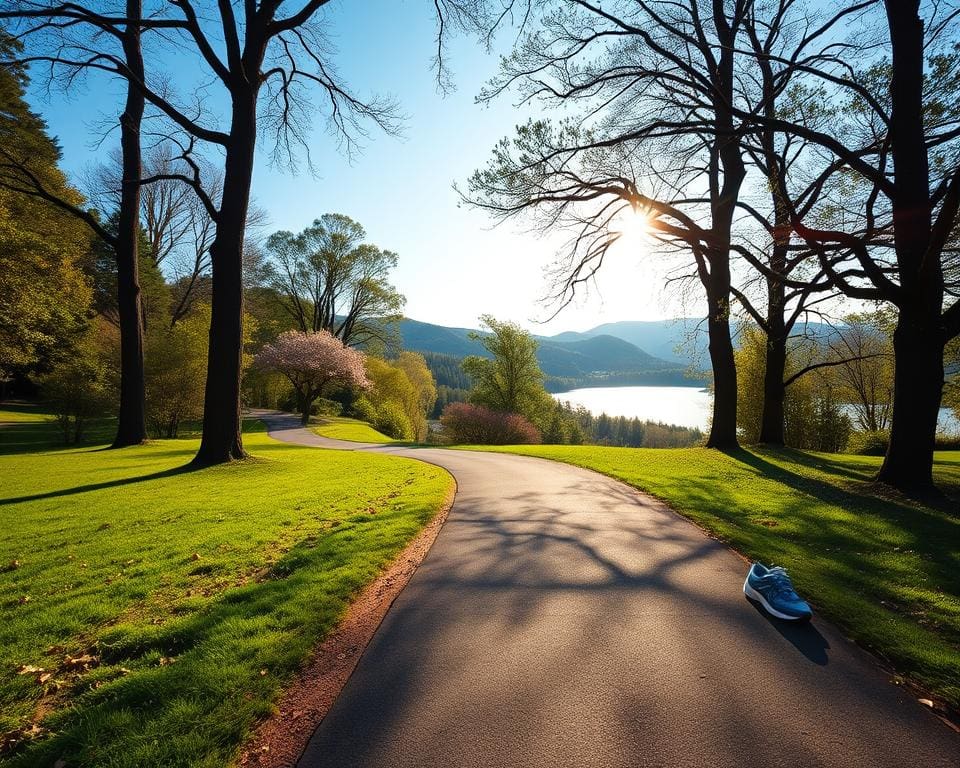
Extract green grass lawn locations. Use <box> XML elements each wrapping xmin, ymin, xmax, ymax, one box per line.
<box><xmin>464</xmin><ymin>444</ymin><xmax>960</xmax><ymax>710</ymax></box>
<box><xmin>0</xmin><ymin>414</ymin><xmax>453</xmax><ymax>766</ymax></box>
<box><xmin>309</xmin><ymin>416</ymin><xmax>397</xmax><ymax>444</ymax></box>
<box><xmin>0</xmin><ymin>403</ymin><xmax>49</xmax><ymax>423</ymax></box>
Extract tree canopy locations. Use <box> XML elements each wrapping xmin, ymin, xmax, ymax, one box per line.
<box><xmin>0</xmin><ymin>34</ymin><xmax>93</xmax><ymax>378</ymax></box>
<box><xmin>462</xmin><ymin>315</ymin><xmax>552</xmax><ymax>428</ymax></box>
<box><xmin>265</xmin><ymin>213</ymin><xmax>405</xmax><ymax>348</ymax></box>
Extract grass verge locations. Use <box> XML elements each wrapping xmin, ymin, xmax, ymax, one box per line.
<box><xmin>309</xmin><ymin>416</ymin><xmax>396</xmax><ymax>444</ymax></box>
<box><xmin>0</xmin><ymin>415</ymin><xmax>453</xmax><ymax>766</ymax></box>
<box><xmin>461</xmin><ymin>444</ymin><xmax>960</xmax><ymax>711</ymax></box>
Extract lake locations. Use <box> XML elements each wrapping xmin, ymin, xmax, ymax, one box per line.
<box><xmin>552</xmin><ymin>385</ymin><xmax>960</xmax><ymax>435</ymax></box>
<box><xmin>552</xmin><ymin>386</ymin><xmax>712</xmax><ymax>430</ymax></box>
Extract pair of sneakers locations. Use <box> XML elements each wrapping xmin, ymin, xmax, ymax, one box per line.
<box><xmin>743</xmin><ymin>563</ymin><xmax>812</xmax><ymax>621</ymax></box>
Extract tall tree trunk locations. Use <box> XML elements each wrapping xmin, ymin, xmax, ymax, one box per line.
<box><xmin>759</xmin><ymin>325</ymin><xmax>787</xmax><ymax>445</ymax></box>
<box><xmin>879</xmin><ymin>309</ymin><xmax>944</xmax><ymax>492</ymax></box>
<box><xmin>702</xmin><ymin>6</ymin><xmax>744</xmax><ymax>450</ymax></box>
<box><xmin>111</xmin><ymin>0</ymin><xmax>147</xmax><ymax>449</ymax></box>
<box><xmin>877</xmin><ymin>1</ymin><xmax>943</xmax><ymax>493</ymax></box>
<box><xmin>759</xmin><ymin>240</ymin><xmax>789</xmax><ymax>445</ymax></box>
<box><xmin>705</xmin><ymin>279</ymin><xmax>739</xmax><ymax>449</ymax></box>
<box><xmin>191</xmin><ymin>92</ymin><xmax>256</xmax><ymax>466</ymax></box>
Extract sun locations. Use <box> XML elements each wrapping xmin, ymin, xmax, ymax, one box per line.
<box><xmin>611</xmin><ymin>204</ymin><xmax>651</xmax><ymax>254</ymax></box>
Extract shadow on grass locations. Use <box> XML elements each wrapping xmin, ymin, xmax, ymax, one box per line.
<box><xmin>0</xmin><ymin>419</ymin><xmax>117</xmax><ymax>456</ymax></box>
<box><xmin>0</xmin><ymin>463</ymin><xmax>198</xmax><ymax>506</ymax></box>
<box><xmin>728</xmin><ymin>447</ymin><xmax>957</xmax><ymax>531</ymax></box>
<box><xmin>2</xmin><ymin>508</ymin><xmax>418</xmax><ymax>767</ymax></box>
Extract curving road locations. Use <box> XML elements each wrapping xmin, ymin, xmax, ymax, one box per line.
<box><xmin>255</xmin><ymin>411</ymin><xmax>959</xmax><ymax>768</ymax></box>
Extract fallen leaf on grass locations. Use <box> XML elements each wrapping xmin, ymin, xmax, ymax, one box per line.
<box><xmin>0</xmin><ymin>723</ymin><xmax>45</xmax><ymax>753</ymax></box>
<box><xmin>64</xmin><ymin>654</ymin><xmax>98</xmax><ymax>671</ymax></box>
<box><xmin>17</xmin><ymin>665</ymin><xmax>43</xmax><ymax>675</ymax></box>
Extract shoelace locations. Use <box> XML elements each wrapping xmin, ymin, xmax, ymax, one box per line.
<box><xmin>763</xmin><ymin>566</ymin><xmax>800</xmax><ymax>600</ymax></box>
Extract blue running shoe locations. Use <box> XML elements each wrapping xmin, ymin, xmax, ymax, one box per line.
<box><xmin>743</xmin><ymin>563</ymin><xmax>812</xmax><ymax>621</ymax></box>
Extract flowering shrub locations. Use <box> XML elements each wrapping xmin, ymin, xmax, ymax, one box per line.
<box><xmin>255</xmin><ymin>330</ymin><xmax>370</xmax><ymax>423</ymax></box>
<box><xmin>440</xmin><ymin>402</ymin><xmax>541</xmax><ymax>445</ymax></box>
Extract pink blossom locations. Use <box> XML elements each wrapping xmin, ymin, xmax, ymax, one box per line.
<box><xmin>255</xmin><ymin>330</ymin><xmax>370</xmax><ymax>421</ymax></box>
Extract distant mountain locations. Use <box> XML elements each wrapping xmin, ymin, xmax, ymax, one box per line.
<box><xmin>549</xmin><ymin>318</ymin><xmax>840</xmax><ymax>368</ymax></box>
<box><xmin>397</xmin><ymin>318</ymin><xmax>476</xmax><ymax>357</ymax></box>
<box><xmin>535</xmin><ymin>334</ymin><xmax>674</xmax><ymax>377</ymax></box>
<box><xmin>549</xmin><ymin>319</ymin><xmax>709</xmax><ymax>368</ymax></box>
<box><xmin>398</xmin><ymin>318</ymin><xmax>706</xmax><ymax>388</ymax></box>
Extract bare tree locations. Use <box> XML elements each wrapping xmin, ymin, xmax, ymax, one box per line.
<box><xmin>724</xmin><ymin>0</ymin><xmax>960</xmax><ymax>494</ymax></box>
<box><xmin>462</xmin><ymin>0</ymin><xmax>769</xmax><ymax>449</ymax></box>
<box><xmin>829</xmin><ymin>313</ymin><xmax>894</xmax><ymax>433</ymax></box>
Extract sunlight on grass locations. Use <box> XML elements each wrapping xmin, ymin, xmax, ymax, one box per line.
<box><xmin>464</xmin><ymin>444</ymin><xmax>960</xmax><ymax>709</ymax></box>
<box><xmin>0</xmin><ymin>419</ymin><xmax>453</xmax><ymax>766</ymax></box>
<box><xmin>310</xmin><ymin>416</ymin><xmax>397</xmax><ymax>444</ymax></box>
<box><xmin>0</xmin><ymin>405</ymin><xmax>49</xmax><ymax>424</ymax></box>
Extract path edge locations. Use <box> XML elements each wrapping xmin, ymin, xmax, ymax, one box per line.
<box><xmin>236</xmin><ymin>483</ymin><xmax>456</xmax><ymax>767</ymax></box>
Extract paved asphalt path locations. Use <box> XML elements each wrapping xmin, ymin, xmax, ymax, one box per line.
<box><xmin>254</xmin><ymin>411</ymin><xmax>959</xmax><ymax>768</ymax></box>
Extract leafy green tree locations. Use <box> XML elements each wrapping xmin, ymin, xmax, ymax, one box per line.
<box><xmin>543</xmin><ymin>409</ymin><xmax>566</xmax><ymax>444</ymax></box>
<box><xmin>0</xmin><ymin>38</ymin><xmax>92</xmax><ymax>379</ymax></box>
<box><xmin>362</xmin><ymin>357</ymin><xmax>421</xmax><ymax>440</ymax></box>
<box><xmin>737</xmin><ymin>325</ymin><xmax>851</xmax><ymax>451</ymax></box>
<box><xmin>265</xmin><ymin>214</ymin><xmax>405</xmax><ymax>347</ymax></box>
<box><xmin>395</xmin><ymin>352</ymin><xmax>437</xmax><ymax>441</ymax></box>
<box><xmin>735</xmin><ymin>326</ymin><xmax>771</xmax><ymax>444</ymax></box>
<box><xmin>145</xmin><ymin>307</ymin><xmax>209</xmax><ymax>438</ymax></box>
<box><xmin>39</xmin><ymin>324</ymin><xmax>116</xmax><ymax>443</ymax></box>
<box><xmin>86</xmin><ymin>217</ymin><xmax>170</xmax><ymax>331</ymax></box>
<box><xmin>462</xmin><ymin>315</ymin><xmax>553</xmax><ymax>428</ymax></box>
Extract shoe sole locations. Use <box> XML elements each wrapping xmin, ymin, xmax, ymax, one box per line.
<box><xmin>743</xmin><ymin>580</ymin><xmax>811</xmax><ymax>622</ymax></box>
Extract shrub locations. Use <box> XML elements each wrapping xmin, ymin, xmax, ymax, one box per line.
<box><xmin>313</xmin><ymin>397</ymin><xmax>343</xmax><ymax>417</ymax></box>
<box><xmin>935</xmin><ymin>434</ymin><xmax>960</xmax><ymax>451</ymax></box>
<box><xmin>440</xmin><ymin>402</ymin><xmax>541</xmax><ymax>445</ymax></box>
<box><xmin>145</xmin><ymin>310</ymin><xmax>207</xmax><ymax>438</ymax></box>
<box><xmin>351</xmin><ymin>396</ymin><xmax>378</xmax><ymax>423</ymax></box>
<box><xmin>847</xmin><ymin>430</ymin><xmax>889</xmax><ymax>456</ymax></box>
<box><xmin>373</xmin><ymin>400</ymin><xmax>414</xmax><ymax>440</ymax></box>
<box><xmin>41</xmin><ymin>356</ymin><xmax>114</xmax><ymax>444</ymax></box>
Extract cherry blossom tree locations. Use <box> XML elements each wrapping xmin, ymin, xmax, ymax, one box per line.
<box><xmin>255</xmin><ymin>330</ymin><xmax>369</xmax><ymax>424</ymax></box>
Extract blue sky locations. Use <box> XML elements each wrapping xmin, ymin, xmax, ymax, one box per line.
<box><xmin>27</xmin><ymin>0</ymin><xmax>690</xmax><ymax>334</ymax></box>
